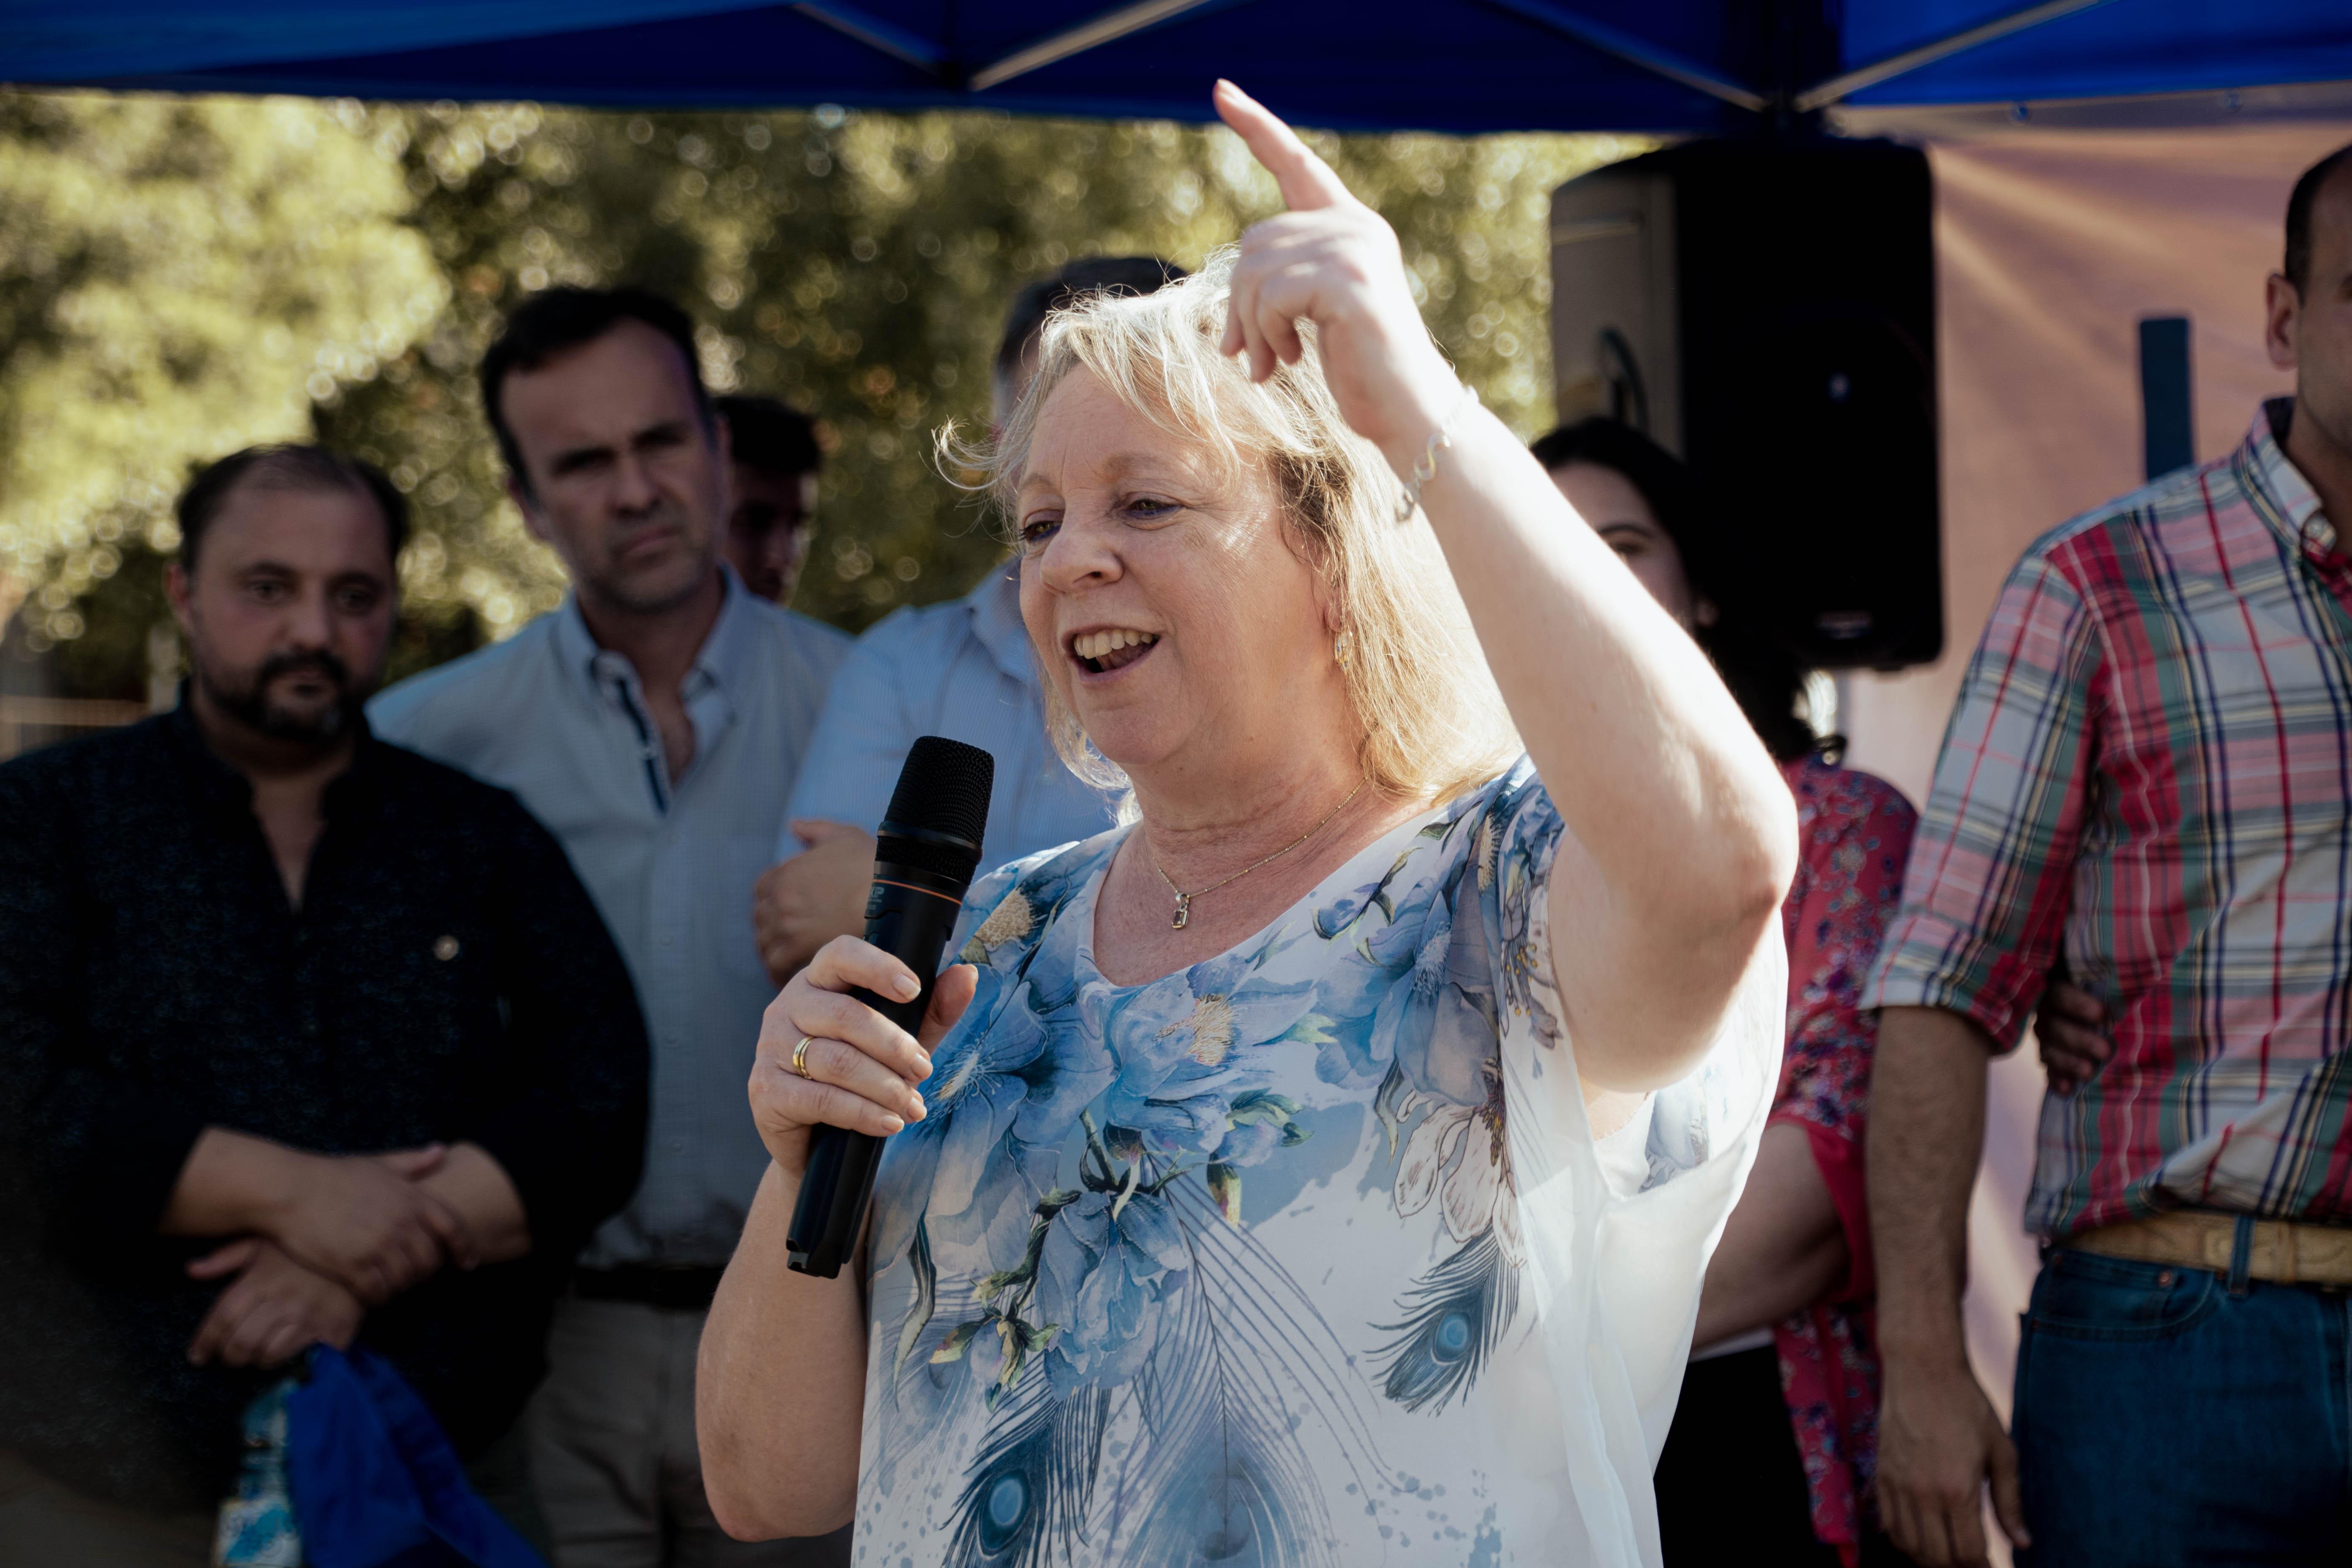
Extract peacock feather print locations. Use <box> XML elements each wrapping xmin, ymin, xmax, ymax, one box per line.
<box><xmin>852</xmin><ymin>762</ymin><xmax>1728</xmax><ymax>1565</ymax></box>
<box><xmin>909</xmin><ymin>1112</ymin><xmax>1392</xmax><ymax>1565</ymax></box>
<box><xmin>1368</xmin><ymin>1227</ymin><xmax>1520</xmax><ymax>1414</ymax></box>
<box><xmin>943</xmin><ymin>1384</ymin><xmax>1112</xmax><ymax>1567</ymax></box>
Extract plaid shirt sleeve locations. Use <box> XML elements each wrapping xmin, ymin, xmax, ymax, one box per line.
<box><xmin>1864</xmin><ymin>544</ymin><xmax>2105</xmax><ymax>1051</ymax></box>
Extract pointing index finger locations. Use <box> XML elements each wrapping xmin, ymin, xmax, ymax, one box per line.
<box><xmin>1214</xmin><ymin>79</ymin><xmax>1353</xmax><ymax>213</ymax></box>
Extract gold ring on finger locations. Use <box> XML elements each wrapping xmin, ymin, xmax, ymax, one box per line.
<box><xmin>791</xmin><ymin>1035</ymin><xmax>817</xmax><ymax>1080</ymax></box>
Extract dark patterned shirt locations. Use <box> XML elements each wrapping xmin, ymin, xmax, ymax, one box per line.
<box><xmin>0</xmin><ymin>702</ymin><xmax>648</xmax><ymax>1508</ymax></box>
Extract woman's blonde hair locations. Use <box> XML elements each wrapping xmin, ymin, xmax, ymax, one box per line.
<box><xmin>946</xmin><ymin>248</ymin><xmax>1519</xmax><ymax>808</ymax></box>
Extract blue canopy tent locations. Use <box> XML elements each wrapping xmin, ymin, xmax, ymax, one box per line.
<box><xmin>3</xmin><ymin>1</ymin><xmax>2349</xmax><ymax>133</ymax></box>
<box><xmin>7</xmin><ymin>10</ymin><xmax>2351</xmax><ymax>1551</ymax></box>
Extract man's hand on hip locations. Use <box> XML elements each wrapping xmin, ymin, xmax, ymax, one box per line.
<box><xmin>754</xmin><ymin>820</ymin><xmax>878</xmax><ymax>987</ymax></box>
<box><xmin>2031</xmin><ymin>977</ymin><xmax>2113</xmax><ymax>1095</ymax></box>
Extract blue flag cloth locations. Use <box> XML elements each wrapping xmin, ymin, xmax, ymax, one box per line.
<box><xmin>283</xmin><ymin>1346</ymin><xmax>545</xmax><ymax>1568</ymax></box>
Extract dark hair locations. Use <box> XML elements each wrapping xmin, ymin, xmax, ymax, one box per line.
<box><xmin>995</xmin><ymin>256</ymin><xmax>1188</xmax><ymax>381</ymax></box>
<box><xmin>717</xmin><ymin>394</ymin><xmax>822</xmax><ymax>480</ymax></box>
<box><xmin>479</xmin><ymin>286</ymin><xmax>712</xmax><ymax>490</ymax></box>
<box><xmin>1531</xmin><ymin>418</ymin><xmax>1816</xmax><ymax>763</ymax></box>
<box><xmin>2285</xmin><ymin>142</ymin><xmax>2352</xmax><ymax>295</ymax></box>
<box><xmin>176</xmin><ymin>444</ymin><xmax>408</xmax><ymax>574</ymax></box>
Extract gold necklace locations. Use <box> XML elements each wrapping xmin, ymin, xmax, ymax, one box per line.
<box><xmin>1149</xmin><ymin>775</ymin><xmax>1368</xmax><ymax>931</ymax></box>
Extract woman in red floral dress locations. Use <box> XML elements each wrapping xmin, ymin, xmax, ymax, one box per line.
<box><xmin>1534</xmin><ymin>419</ymin><xmax>1918</xmax><ymax>1567</ymax></box>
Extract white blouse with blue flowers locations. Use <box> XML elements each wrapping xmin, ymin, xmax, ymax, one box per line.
<box><xmin>853</xmin><ymin>760</ymin><xmax>1782</xmax><ymax>1568</ymax></box>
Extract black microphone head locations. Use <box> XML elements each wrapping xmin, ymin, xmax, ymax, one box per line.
<box><xmin>876</xmin><ymin>736</ymin><xmax>995</xmax><ymax>885</ymax></box>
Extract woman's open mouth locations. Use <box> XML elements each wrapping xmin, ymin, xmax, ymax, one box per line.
<box><xmin>1070</xmin><ymin>628</ymin><xmax>1160</xmax><ymax>675</ymax></box>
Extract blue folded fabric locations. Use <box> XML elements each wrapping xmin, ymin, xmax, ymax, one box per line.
<box><xmin>283</xmin><ymin>1345</ymin><xmax>545</xmax><ymax>1568</ymax></box>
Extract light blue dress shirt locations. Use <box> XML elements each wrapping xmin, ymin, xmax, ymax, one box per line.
<box><xmin>369</xmin><ymin>569</ymin><xmax>849</xmax><ymax>1268</ymax></box>
<box><xmin>779</xmin><ymin>564</ymin><xmax>1116</xmax><ymax>870</ymax></box>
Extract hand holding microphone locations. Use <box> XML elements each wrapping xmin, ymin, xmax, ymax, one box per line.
<box><xmin>748</xmin><ymin>939</ymin><xmax>955</xmax><ymax>1167</ymax></box>
<box><xmin>746</xmin><ymin>737</ymin><xmax>994</xmax><ymax>1277</ymax></box>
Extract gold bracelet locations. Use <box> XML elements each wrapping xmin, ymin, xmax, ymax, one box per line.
<box><xmin>1395</xmin><ymin>383</ymin><xmax>1481</xmax><ymax>522</ymax></box>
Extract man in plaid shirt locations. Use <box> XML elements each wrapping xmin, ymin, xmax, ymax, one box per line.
<box><xmin>1865</xmin><ymin>142</ymin><xmax>2352</xmax><ymax>1568</ymax></box>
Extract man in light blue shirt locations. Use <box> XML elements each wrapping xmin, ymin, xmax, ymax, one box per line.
<box><xmin>751</xmin><ymin>259</ymin><xmax>1179</xmax><ymax>983</ymax></box>
<box><xmin>370</xmin><ymin>286</ymin><xmax>848</xmax><ymax>1568</ymax></box>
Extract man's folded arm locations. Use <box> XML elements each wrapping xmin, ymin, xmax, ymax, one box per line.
<box><xmin>467</xmin><ymin>793</ymin><xmax>651</xmax><ymax>1260</ymax></box>
<box><xmin>0</xmin><ymin>765</ymin><xmax>210</xmax><ymax>1265</ymax></box>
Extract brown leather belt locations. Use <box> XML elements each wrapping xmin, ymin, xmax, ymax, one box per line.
<box><xmin>2069</xmin><ymin>1211</ymin><xmax>2352</xmax><ymax>1286</ymax></box>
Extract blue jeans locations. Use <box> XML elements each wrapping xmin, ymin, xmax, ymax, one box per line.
<box><xmin>2012</xmin><ymin>1233</ymin><xmax>2352</xmax><ymax>1566</ymax></box>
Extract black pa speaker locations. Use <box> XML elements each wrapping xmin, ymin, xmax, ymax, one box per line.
<box><xmin>1549</xmin><ymin>138</ymin><xmax>1941</xmax><ymax>670</ymax></box>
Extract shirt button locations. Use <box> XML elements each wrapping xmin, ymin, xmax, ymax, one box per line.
<box><xmin>2305</xmin><ymin>517</ymin><xmax>2337</xmax><ymax>554</ymax></box>
<box><xmin>656</xmin><ymin>935</ymin><xmax>675</xmax><ymax>950</ymax></box>
<box><xmin>667</xmin><ymin>1139</ymin><xmax>687</xmax><ymax>1153</ymax></box>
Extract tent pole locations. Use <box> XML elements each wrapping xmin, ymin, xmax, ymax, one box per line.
<box><xmin>1793</xmin><ymin>0</ymin><xmax>2111</xmax><ymax>112</ymax></box>
<box><xmin>1473</xmin><ymin>0</ymin><xmax>1768</xmax><ymax>114</ymax></box>
<box><xmin>969</xmin><ymin>0</ymin><xmax>1229</xmax><ymax>92</ymax></box>
<box><xmin>790</xmin><ymin>3</ymin><xmax>948</xmax><ymax>74</ymax></box>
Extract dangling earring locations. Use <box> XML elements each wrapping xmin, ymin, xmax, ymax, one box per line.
<box><xmin>1334</xmin><ymin>630</ymin><xmax>1353</xmax><ymax>669</ymax></box>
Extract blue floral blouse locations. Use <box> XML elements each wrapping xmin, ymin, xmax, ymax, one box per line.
<box><xmin>854</xmin><ymin>760</ymin><xmax>1780</xmax><ymax>1567</ymax></box>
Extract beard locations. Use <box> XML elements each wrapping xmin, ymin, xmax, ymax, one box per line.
<box><xmin>197</xmin><ymin>647</ymin><xmax>370</xmax><ymax>743</ymax></box>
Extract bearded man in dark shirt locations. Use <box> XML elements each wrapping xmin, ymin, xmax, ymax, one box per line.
<box><xmin>0</xmin><ymin>445</ymin><xmax>649</xmax><ymax>1561</ymax></box>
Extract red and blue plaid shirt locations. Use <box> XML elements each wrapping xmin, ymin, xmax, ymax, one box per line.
<box><xmin>1866</xmin><ymin>400</ymin><xmax>2352</xmax><ymax>1240</ymax></box>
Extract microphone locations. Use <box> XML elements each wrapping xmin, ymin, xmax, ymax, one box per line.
<box><xmin>786</xmin><ymin>735</ymin><xmax>994</xmax><ymax>1278</ymax></box>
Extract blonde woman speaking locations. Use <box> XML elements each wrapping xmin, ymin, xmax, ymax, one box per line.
<box><xmin>698</xmin><ymin>82</ymin><xmax>1795</xmax><ymax>1568</ymax></box>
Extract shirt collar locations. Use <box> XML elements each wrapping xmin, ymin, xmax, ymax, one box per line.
<box><xmin>2249</xmin><ymin>397</ymin><xmax>2339</xmax><ymax>559</ymax></box>
<box><xmin>966</xmin><ymin>561</ymin><xmax>1037</xmax><ymax>687</ymax></box>
<box><xmin>553</xmin><ymin>590</ymin><xmax>605</xmax><ymax>701</ymax></box>
<box><xmin>699</xmin><ymin>563</ymin><xmax>760</xmax><ymax>688</ymax></box>
<box><xmin>164</xmin><ymin>684</ymin><xmax>385</xmax><ymax>820</ymax></box>
<box><xmin>555</xmin><ymin>564</ymin><xmax>755</xmax><ymax>703</ymax></box>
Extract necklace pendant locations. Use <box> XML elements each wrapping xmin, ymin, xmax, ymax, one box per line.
<box><xmin>1171</xmin><ymin>893</ymin><xmax>1191</xmax><ymax>931</ymax></box>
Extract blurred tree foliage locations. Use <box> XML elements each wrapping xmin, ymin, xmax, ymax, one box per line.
<box><xmin>0</xmin><ymin>88</ymin><xmax>1645</xmax><ymax>696</ymax></box>
<box><xmin>0</xmin><ymin>92</ymin><xmax>445</xmax><ymax>661</ymax></box>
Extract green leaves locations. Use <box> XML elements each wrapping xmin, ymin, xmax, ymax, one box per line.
<box><xmin>4</xmin><ymin>89</ymin><xmax>1649</xmax><ymax>695</ymax></box>
<box><xmin>891</xmin><ymin>1216</ymin><xmax>937</xmax><ymax>1380</ymax></box>
<box><xmin>977</xmin><ymin>1186</ymin><xmax>1081</xmax><ymax>1301</ymax></box>
<box><xmin>928</xmin><ymin>1309</ymin><xmax>1060</xmax><ymax>1412</ymax></box>
<box><xmin>930</xmin><ymin>1315</ymin><xmax>989</xmax><ymax>1364</ymax></box>
<box><xmin>1227</xmin><ymin>1089</ymin><xmax>1311</xmax><ymax>1148</ymax></box>
<box><xmin>1206</xmin><ymin>1161</ymin><xmax>1241</xmax><ymax>1226</ymax></box>
<box><xmin>0</xmin><ymin>91</ymin><xmax>442</xmax><ymax>652</ymax></box>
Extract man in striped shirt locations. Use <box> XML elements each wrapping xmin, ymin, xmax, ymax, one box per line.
<box><xmin>1865</xmin><ymin>141</ymin><xmax>2352</xmax><ymax>1568</ymax></box>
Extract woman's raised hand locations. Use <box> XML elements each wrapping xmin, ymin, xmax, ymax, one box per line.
<box><xmin>1213</xmin><ymin>79</ymin><xmax>1462</xmax><ymax>466</ymax></box>
<box><xmin>748</xmin><ymin>936</ymin><xmax>977</xmax><ymax>1174</ymax></box>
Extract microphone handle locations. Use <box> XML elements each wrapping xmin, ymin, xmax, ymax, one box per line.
<box><xmin>784</xmin><ymin>860</ymin><xmax>967</xmax><ymax>1278</ymax></box>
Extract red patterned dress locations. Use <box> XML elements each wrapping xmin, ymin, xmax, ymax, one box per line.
<box><xmin>1772</xmin><ymin>755</ymin><xmax>1917</xmax><ymax>1563</ymax></box>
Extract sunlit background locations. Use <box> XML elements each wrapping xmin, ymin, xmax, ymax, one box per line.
<box><xmin>0</xmin><ymin>88</ymin><xmax>1645</xmax><ymax>752</ymax></box>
